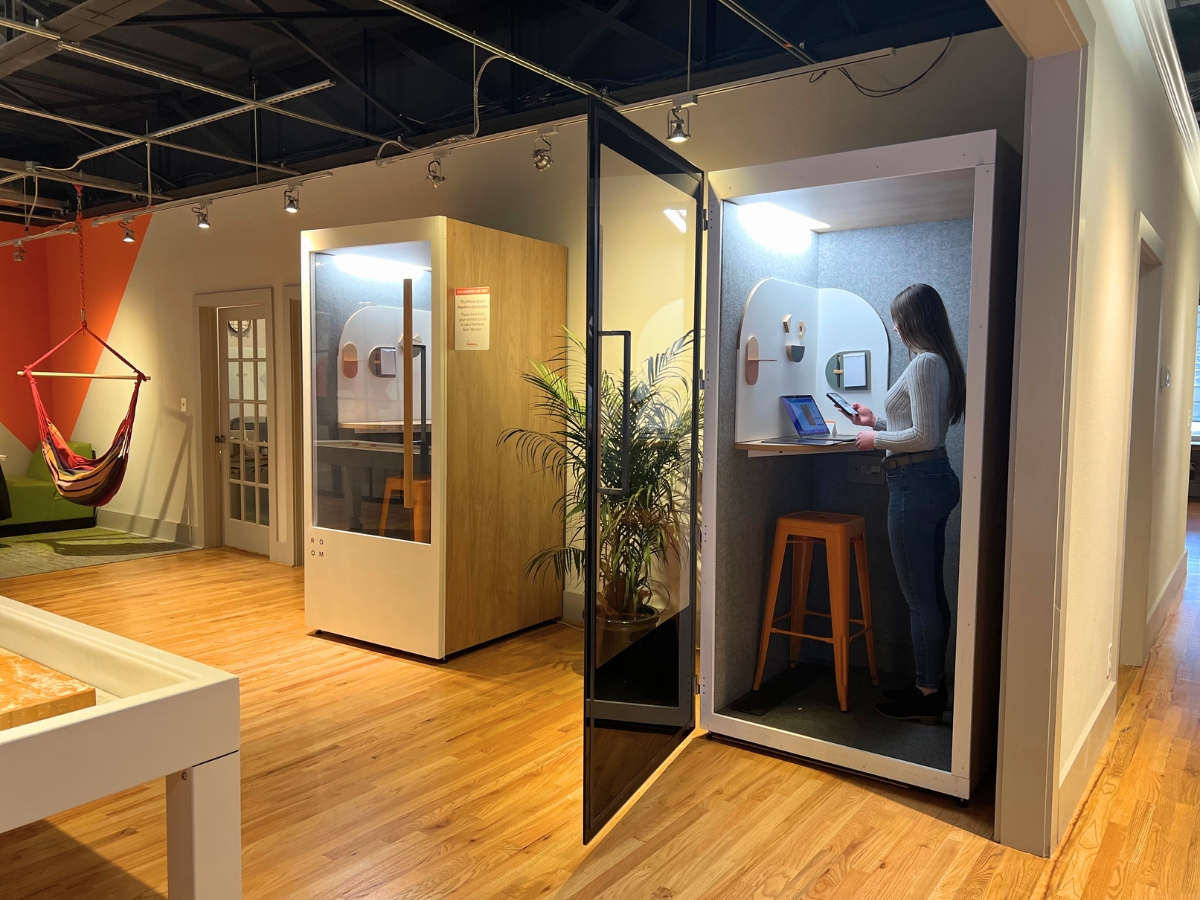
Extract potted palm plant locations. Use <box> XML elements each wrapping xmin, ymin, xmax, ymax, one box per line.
<box><xmin>500</xmin><ymin>330</ymin><xmax>697</xmax><ymax>636</ymax></box>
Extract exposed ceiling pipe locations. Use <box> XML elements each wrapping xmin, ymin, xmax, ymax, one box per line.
<box><xmin>0</xmin><ymin>156</ymin><xmax>167</xmax><ymax>199</ymax></box>
<box><xmin>373</xmin><ymin>0</ymin><xmax>612</xmax><ymax>104</ymax></box>
<box><xmin>0</xmin><ymin>187</ymin><xmax>66</xmax><ymax>211</ymax></box>
<box><xmin>0</xmin><ymin>97</ymin><xmax>302</xmax><ymax>175</ymax></box>
<box><xmin>0</xmin><ymin>211</ymin><xmax>63</xmax><ymax>225</ymax></box>
<box><xmin>717</xmin><ymin>0</ymin><xmax>818</xmax><ymax>65</ymax></box>
<box><xmin>0</xmin><ymin>15</ymin><xmax>394</xmax><ymax>145</ymax></box>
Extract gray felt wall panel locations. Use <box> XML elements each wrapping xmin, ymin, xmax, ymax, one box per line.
<box><xmin>714</xmin><ymin>212</ymin><xmax>974</xmax><ymax>707</ymax></box>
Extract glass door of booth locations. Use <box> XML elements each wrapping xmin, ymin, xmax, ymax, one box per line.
<box><xmin>583</xmin><ymin>99</ymin><xmax>704</xmax><ymax>842</ymax></box>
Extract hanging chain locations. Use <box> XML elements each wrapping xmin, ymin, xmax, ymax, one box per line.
<box><xmin>75</xmin><ymin>184</ymin><xmax>86</xmax><ymax>326</ymax></box>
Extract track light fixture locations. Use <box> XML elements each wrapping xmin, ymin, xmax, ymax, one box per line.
<box><xmin>121</xmin><ymin>220</ymin><xmax>135</xmax><ymax>243</ymax></box>
<box><xmin>666</xmin><ymin>95</ymin><xmax>697</xmax><ymax>144</ymax></box>
<box><xmin>194</xmin><ymin>204</ymin><xmax>210</xmax><ymax>229</ymax></box>
<box><xmin>13</xmin><ymin>243</ymin><xmax>25</xmax><ymax>262</ymax></box>
<box><xmin>532</xmin><ymin>134</ymin><xmax>553</xmax><ymax>171</ymax></box>
<box><xmin>427</xmin><ymin>157</ymin><xmax>446</xmax><ymax>188</ymax></box>
<box><xmin>284</xmin><ymin>187</ymin><xmax>300</xmax><ymax>213</ymax></box>
<box><xmin>666</xmin><ymin>105</ymin><xmax>690</xmax><ymax>143</ymax></box>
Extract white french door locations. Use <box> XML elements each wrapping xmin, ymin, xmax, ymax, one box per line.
<box><xmin>218</xmin><ymin>306</ymin><xmax>272</xmax><ymax>554</ymax></box>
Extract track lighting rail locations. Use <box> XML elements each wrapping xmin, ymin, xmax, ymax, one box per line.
<box><xmin>374</xmin><ymin>0</ymin><xmax>611</xmax><ymax>105</ymax></box>
<box><xmin>0</xmin><ymin>188</ymin><xmax>66</xmax><ymax>211</ymax></box>
<box><xmin>89</xmin><ymin>170</ymin><xmax>333</xmax><ymax>227</ymax></box>
<box><xmin>716</xmin><ymin>0</ymin><xmax>818</xmax><ymax>66</ymax></box>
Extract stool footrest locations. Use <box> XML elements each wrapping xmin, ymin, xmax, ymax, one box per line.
<box><xmin>767</xmin><ymin>626</ymin><xmax>870</xmax><ymax>644</ymax></box>
<box><xmin>772</xmin><ymin>612</ymin><xmax>868</xmax><ymax>626</ymax></box>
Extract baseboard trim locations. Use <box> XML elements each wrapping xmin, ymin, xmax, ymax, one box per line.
<box><xmin>0</xmin><ymin>517</ymin><xmax>95</xmax><ymax>538</ymax></box>
<box><xmin>1056</xmin><ymin>679</ymin><xmax>1117</xmax><ymax>843</ymax></box>
<box><xmin>1145</xmin><ymin>548</ymin><xmax>1187</xmax><ymax>654</ymax></box>
<box><xmin>96</xmin><ymin>510</ymin><xmax>197</xmax><ymax>547</ymax></box>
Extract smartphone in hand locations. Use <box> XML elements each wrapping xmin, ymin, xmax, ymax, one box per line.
<box><xmin>827</xmin><ymin>391</ymin><xmax>855</xmax><ymax>418</ymax></box>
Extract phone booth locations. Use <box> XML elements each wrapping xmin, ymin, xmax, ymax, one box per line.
<box><xmin>579</xmin><ymin>99</ymin><xmax>1020</xmax><ymax>839</ymax></box>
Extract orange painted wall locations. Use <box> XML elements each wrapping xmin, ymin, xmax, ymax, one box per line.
<box><xmin>0</xmin><ymin>216</ymin><xmax>149</xmax><ymax>452</ymax></box>
<box><xmin>0</xmin><ymin>223</ymin><xmax>51</xmax><ymax>450</ymax></box>
<box><xmin>43</xmin><ymin>216</ymin><xmax>150</xmax><ymax>440</ymax></box>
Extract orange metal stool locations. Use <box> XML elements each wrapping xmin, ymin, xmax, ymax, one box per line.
<box><xmin>752</xmin><ymin>511</ymin><xmax>878</xmax><ymax>711</ymax></box>
<box><xmin>379</xmin><ymin>475</ymin><xmax>431</xmax><ymax>542</ymax></box>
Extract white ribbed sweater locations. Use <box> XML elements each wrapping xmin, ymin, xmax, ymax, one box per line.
<box><xmin>874</xmin><ymin>352</ymin><xmax>951</xmax><ymax>454</ymax></box>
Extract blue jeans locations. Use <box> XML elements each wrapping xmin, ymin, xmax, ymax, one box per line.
<box><xmin>885</xmin><ymin>456</ymin><xmax>960</xmax><ymax>691</ymax></box>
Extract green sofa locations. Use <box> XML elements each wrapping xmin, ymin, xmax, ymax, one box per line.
<box><xmin>3</xmin><ymin>441</ymin><xmax>96</xmax><ymax>531</ymax></box>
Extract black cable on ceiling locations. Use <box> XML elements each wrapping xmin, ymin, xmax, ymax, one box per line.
<box><xmin>811</xmin><ymin>35</ymin><xmax>954</xmax><ymax>97</ymax></box>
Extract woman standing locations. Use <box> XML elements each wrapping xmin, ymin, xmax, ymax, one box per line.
<box><xmin>851</xmin><ymin>284</ymin><xmax>966</xmax><ymax>725</ymax></box>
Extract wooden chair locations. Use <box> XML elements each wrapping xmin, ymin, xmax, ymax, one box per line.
<box><xmin>379</xmin><ymin>475</ymin><xmax>431</xmax><ymax>542</ymax></box>
<box><xmin>752</xmin><ymin>511</ymin><xmax>878</xmax><ymax>712</ymax></box>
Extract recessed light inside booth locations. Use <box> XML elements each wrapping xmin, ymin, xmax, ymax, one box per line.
<box><xmin>331</xmin><ymin>253</ymin><xmax>432</xmax><ymax>284</ymax></box>
<box><xmin>735</xmin><ymin>201</ymin><xmax>830</xmax><ymax>254</ymax></box>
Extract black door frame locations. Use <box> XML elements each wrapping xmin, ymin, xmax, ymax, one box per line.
<box><xmin>583</xmin><ymin>98</ymin><xmax>706</xmax><ymax>842</ymax></box>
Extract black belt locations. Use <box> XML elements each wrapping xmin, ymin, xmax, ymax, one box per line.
<box><xmin>881</xmin><ymin>447</ymin><xmax>947</xmax><ymax>471</ymax></box>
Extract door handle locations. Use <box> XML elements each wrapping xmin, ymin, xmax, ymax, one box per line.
<box><xmin>599</xmin><ymin>330</ymin><xmax>631</xmax><ymax>497</ymax></box>
<box><xmin>214</xmin><ymin>435</ymin><xmax>226</xmax><ymax>444</ymax></box>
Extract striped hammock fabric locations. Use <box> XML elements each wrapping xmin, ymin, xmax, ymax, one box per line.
<box><xmin>27</xmin><ymin>371</ymin><xmax>143</xmax><ymax>508</ymax></box>
<box><xmin>23</xmin><ymin>323</ymin><xmax>147</xmax><ymax>509</ymax></box>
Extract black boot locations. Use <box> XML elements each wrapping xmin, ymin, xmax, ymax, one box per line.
<box><xmin>881</xmin><ymin>678</ymin><xmax>946</xmax><ymax>703</ymax></box>
<box><xmin>875</xmin><ymin>684</ymin><xmax>946</xmax><ymax>725</ymax></box>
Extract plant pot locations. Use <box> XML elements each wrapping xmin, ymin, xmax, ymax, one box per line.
<box><xmin>596</xmin><ymin>601</ymin><xmax>661</xmax><ymax>666</ymax></box>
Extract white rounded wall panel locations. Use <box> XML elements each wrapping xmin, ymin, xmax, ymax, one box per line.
<box><xmin>734</xmin><ymin>278</ymin><xmax>889</xmax><ymax>441</ymax></box>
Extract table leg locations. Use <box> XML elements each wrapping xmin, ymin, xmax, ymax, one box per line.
<box><xmin>166</xmin><ymin>750</ymin><xmax>242</xmax><ymax>900</ymax></box>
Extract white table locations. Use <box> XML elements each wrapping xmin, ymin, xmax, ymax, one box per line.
<box><xmin>0</xmin><ymin>595</ymin><xmax>241</xmax><ymax>899</ymax></box>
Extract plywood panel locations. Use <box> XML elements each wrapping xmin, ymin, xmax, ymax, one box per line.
<box><xmin>0</xmin><ymin>647</ymin><xmax>95</xmax><ymax>731</ymax></box>
<box><xmin>739</xmin><ymin>168</ymin><xmax>977</xmax><ymax>233</ymax></box>
<box><xmin>443</xmin><ymin>220</ymin><xmax>567</xmax><ymax>654</ymax></box>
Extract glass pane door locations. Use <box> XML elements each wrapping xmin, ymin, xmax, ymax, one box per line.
<box><xmin>219</xmin><ymin>305</ymin><xmax>271</xmax><ymax>555</ymax></box>
<box><xmin>583</xmin><ymin>99</ymin><xmax>703</xmax><ymax>842</ymax></box>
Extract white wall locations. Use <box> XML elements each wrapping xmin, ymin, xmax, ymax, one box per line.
<box><xmin>1056</xmin><ymin>0</ymin><xmax>1199</xmax><ymax>822</ymax></box>
<box><xmin>991</xmin><ymin>0</ymin><xmax>1200</xmax><ymax>853</ymax></box>
<box><xmin>71</xmin><ymin>27</ymin><xmax>1027</xmax><ymax>559</ymax></box>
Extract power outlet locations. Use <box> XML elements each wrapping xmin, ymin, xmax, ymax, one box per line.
<box><xmin>1107</xmin><ymin>642</ymin><xmax>1113</xmax><ymax>680</ymax></box>
<box><xmin>847</xmin><ymin>455</ymin><xmax>886</xmax><ymax>485</ymax></box>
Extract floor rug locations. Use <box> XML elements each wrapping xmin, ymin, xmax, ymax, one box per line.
<box><xmin>0</xmin><ymin>527</ymin><xmax>192</xmax><ymax>581</ymax></box>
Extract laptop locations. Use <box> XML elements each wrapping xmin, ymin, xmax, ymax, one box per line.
<box><xmin>764</xmin><ymin>395</ymin><xmax>857</xmax><ymax>446</ymax></box>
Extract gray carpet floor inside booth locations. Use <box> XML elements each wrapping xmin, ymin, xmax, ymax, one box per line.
<box><xmin>720</xmin><ymin>664</ymin><xmax>953</xmax><ymax>772</ymax></box>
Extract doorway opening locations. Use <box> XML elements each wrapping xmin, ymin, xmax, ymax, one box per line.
<box><xmin>219</xmin><ymin>306</ymin><xmax>272</xmax><ymax>555</ymax></box>
<box><xmin>1119</xmin><ymin>234</ymin><xmax>1165</xmax><ymax>668</ymax></box>
<box><xmin>198</xmin><ymin>289</ymin><xmax>278</xmax><ymax>557</ymax></box>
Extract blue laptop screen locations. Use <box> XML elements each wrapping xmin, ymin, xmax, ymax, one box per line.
<box><xmin>782</xmin><ymin>395</ymin><xmax>829</xmax><ymax>437</ymax></box>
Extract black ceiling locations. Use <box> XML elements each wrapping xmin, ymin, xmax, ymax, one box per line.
<box><xmin>0</xmin><ymin>0</ymin><xmax>1001</xmax><ymax>220</ymax></box>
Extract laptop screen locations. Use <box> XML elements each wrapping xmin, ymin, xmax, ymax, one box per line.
<box><xmin>782</xmin><ymin>395</ymin><xmax>830</xmax><ymax>437</ymax></box>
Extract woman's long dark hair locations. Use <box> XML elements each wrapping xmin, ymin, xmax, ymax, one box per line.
<box><xmin>890</xmin><ymin>284</ymin><xmax>966</xmax><ymax>425</ymax></box>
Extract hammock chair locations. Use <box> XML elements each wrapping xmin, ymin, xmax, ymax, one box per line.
<box><xmin>19</xmin><ymin>187</ymin><xmax>149</xmax><ymax>508</ymax></box>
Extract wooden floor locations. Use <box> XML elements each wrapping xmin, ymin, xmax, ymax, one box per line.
<box><xmin>0</xmin><ymin>512</ymin><xmax>1198</xmax><ymax>899</ymax></box>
